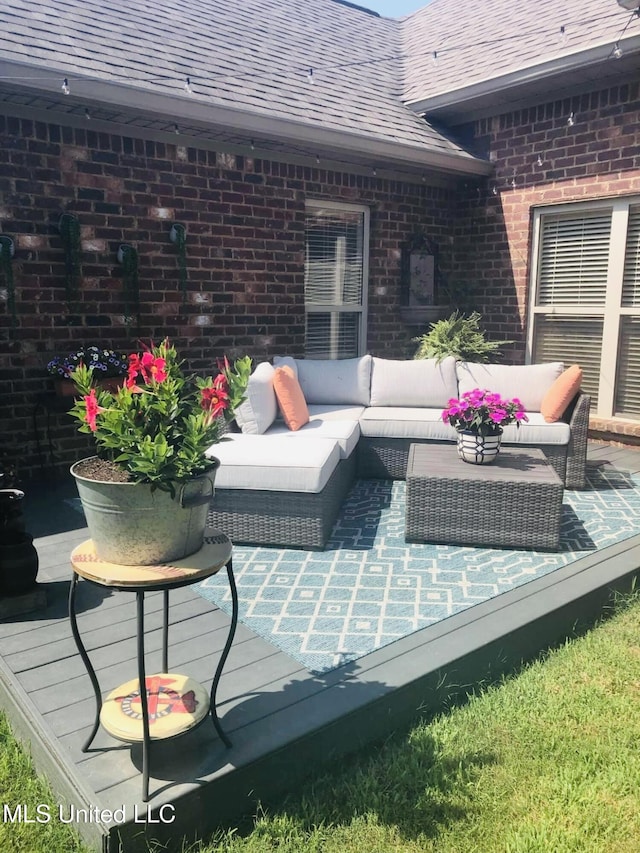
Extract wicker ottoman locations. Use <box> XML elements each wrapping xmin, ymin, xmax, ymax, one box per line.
<box><xmin>405</xmin><ymin>444</ymin><xmax>564</xmax><ymax>550</ymax></box>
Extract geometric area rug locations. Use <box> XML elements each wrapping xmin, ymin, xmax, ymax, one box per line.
<box><xmin>191</xmin><ymin>467</ymin><xmax>640</xmax><ymax>675</ymax></box>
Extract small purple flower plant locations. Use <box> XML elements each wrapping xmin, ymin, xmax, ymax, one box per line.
<box><xmin>46</xmin><ymin>346</ymin><xmax>129</xmax><ymax>378</ymax></box>
<box><xmin>442</xmin><ymin>388</ymin><xmax>528</xmax><ymax>436</ymax></box>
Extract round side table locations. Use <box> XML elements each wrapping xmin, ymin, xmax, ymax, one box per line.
<box><xmin>69</xmin><ymin>530</ymin><xmax>237</xmax><ymax>802</ymax></box>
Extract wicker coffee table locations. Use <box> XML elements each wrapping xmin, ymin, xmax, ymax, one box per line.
<box><xmin>405</xmin><ymin>444</ymin><xmax>563</xmax><ymax>550</ymax></box>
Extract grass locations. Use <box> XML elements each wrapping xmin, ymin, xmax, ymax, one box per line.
<box><xmin>4</xmin><ymin>593</ymin><xmax>640</xmax><ymax>852</ymax></box>
<box><xmin>0</xmin><ymin>713</ymin><xmax>86</xmax><ymax>853</ymax></box>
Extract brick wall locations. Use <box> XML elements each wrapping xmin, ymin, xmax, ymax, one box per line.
<box><xmin>0</xmin><ymin>112</ymin><xmax>455</xmax><ymax>479</ymax></box>
<box><xmin>451</xmin><ymin>80</ymin><xmax>640</xmax><ymax>363</ymax></box>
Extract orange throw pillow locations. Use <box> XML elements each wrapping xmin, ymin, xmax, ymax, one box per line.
<box><xmin>273</xmin><ymin>365</ymin><xmax>309</xmax><ymax>431</ymax></box>
<box><xmin>540</xmin><ymin>364</ymin><xmax>583</xmax><ymax>423</ymax></box>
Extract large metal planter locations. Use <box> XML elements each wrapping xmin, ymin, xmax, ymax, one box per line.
<box><xmin>70</xmin><ymin>457</ymin><xmax>219</xmax><ymax>566</ymax></box>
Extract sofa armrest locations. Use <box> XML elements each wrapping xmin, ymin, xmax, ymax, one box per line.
<box><xmin>563</xmin><ymin>392</ymin><xmax>591</xmax><ymax>489</ymax></box>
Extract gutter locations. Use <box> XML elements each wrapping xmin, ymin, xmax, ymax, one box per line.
<box><xmin>0</xmin><ymin>57</ymin><xmax>492</xmax><ymax>178</ymax></box>
<box><xmin>406</xmin><ymin>34</ymin><xmax>640</xmax><ymax>115</ymax></box>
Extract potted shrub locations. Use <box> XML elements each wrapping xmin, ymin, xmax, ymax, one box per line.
<box><xmin>414</xmin><ymin>311</ymin><xmax>513</xmax><ymax>363</ymax></box>
<box><xmin>0</xmin><ymin>468</ymin><xmax>39</xmax><ymax>598</ymax></box>
<box><xmin>67</xmin><ymin>339</ymin><xmax>251</xmax><ymax>565</ymax></box>
<box><xmin>47</xmin><ymin>346</ymin><xmax>129</xmax><ymax>396</ymax></box>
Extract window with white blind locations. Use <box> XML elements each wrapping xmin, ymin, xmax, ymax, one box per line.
<box><xmin>304</xmin><ymin>201</ymin><xmax>369</xmax><ymax>359</ymax></box>
<box><xmin>528</xmin><ymin>199</ymin><xmax>640</xmax><ymax>420</ymax></box>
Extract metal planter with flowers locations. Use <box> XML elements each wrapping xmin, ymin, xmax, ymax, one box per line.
<box><xmin>68</xmin><ymin>339</ymin><xmax>251</xmax><ymax>565</ymax></box>
<box><xmin>441</xmin><ymin>388</ymin><xmax>528</xmax><ymax>464</ymax></box>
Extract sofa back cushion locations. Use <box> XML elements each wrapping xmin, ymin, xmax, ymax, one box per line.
<box><xmin>456</xmin><ymin>361</ymin><xmax>564</xmax><ymax>412</ymax></box>
<box><xmin>273</xmin><ymin>355</ymin><xmax>372</xmax><ymax>405</ymax></box>
<box><xmin>234</xmin><ymin>361</ymin><xmax>277</xmax><ymax>435</ymax></box>
<box><xmin>369</xmin><ymin>356</ymin><xmax>458</xmax><ymax>407</ymax></box>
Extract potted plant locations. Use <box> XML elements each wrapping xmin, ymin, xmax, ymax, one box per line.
<box><xmin>0</xmin><ymin>468</ymin><xmax>39</xmax><ymax>598</ymax></box>
<box><xmin>47</xmin><ymin>346</ymin><xmax>129</xmax><ymax>396</ymax></box>
<box><xmin>414</xmin><ymin>311</ymin><xmax>513</xmax><ymax>363</ymax></box>
<box><xmin>67</xmin><ymin>339</ymin><xmax>251</xmax><ymax>565</ymax></box>
<box><xmin>441</xmin><ymin>388</ymin><xmax>528</xmax><ymax>464</ymax></box>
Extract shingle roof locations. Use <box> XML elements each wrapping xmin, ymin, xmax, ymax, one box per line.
<box><xmin>401</xmin><ymin>0</ymin><xmax>637</xmax><ymax>107</ymax></box>
<box><xmin>0</xmin><ymin>0</ymin><xmax>487</xmax><ymax>173</ymax></box>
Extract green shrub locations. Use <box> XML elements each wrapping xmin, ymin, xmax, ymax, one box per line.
<box><xmin>413</xmin><ymin>311</ymin><xmax>512</xmax><ymax>363</ymax></box>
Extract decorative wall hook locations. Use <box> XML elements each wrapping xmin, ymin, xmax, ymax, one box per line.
<box><xmin>0</xmin><ymin>234</ymin><xmax>16</xmax><ymax>325</ymax></box>
<box><xmin>117</xmin><ymin>244</ymin><xmax>140</xmax><ymax>324</ymax></box>
<box><xmin>58</xmin><ymin>213</ymin><xmax>82</xmax><ymax>310</ymax></box>
<box><xmin>169</xmin><ymin>223</ymin><xmax>188</xmax><ymax>304</ymax></box>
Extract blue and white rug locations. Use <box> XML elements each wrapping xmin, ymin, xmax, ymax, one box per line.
<box><xmin>197</xmin><ymin>468</ymin><xmax>638</xmax><ymax>673</ymax></box>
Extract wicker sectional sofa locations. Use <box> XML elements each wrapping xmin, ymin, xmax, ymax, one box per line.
<box><xmin>207</xmin><ymin>356</ymin><xmax>590</xmax><ymax>549</ymax></box>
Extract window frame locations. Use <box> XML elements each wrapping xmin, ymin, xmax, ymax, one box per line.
<box><xmin>527</xmin><ymin>196</ymin><xmax>640</xmax><ymax>420</ymax></box>
<box><xmin>304</xmin><ymin>199</ymin><xmax>370</xmax><ymax>358</ymax></box>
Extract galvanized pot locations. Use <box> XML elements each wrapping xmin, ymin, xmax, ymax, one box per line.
<box><xmin>70</xmin><ymin>457</ymin><xmax>219</xmax><ymax>565</ymax></box>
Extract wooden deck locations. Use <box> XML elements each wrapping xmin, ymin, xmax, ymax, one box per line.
<box><xmin>2</xmin><ymin>442</ymin><xmax>640</xmax><ymax>853</ymax></box>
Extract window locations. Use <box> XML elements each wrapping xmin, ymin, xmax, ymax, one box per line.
<box><xmin>304</xmin><ymin>201</ymin><xmax>369</xmax><ymax>359</ymax></box>
<box><xmin>528</xmin><ymin>199</ymin><xmax>640</xmax><ymax>420</ymax></box>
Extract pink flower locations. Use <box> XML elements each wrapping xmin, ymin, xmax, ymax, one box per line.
<box><xmin>83</xmin><ymin>389</ymin><xmax>103</xmax><ymax>432</ymax></box>
<box><xmin>140</xmin><ymin>351</ymin><xmax>167</xmax><ymax>383</ymax></box>
<box><xmin>126</xmin><ymin>352</ymin><xmax>167</xmax><ymax>386</ymax></box>
<box><xmin>201</xmin><ymin>385</ymin><xmax>229</xmax><ymax>420</ymax></box>
<box><xmin>489</xmin><ymin>408</ymin><xmax>507</xmax><ymax>424</ymax></box>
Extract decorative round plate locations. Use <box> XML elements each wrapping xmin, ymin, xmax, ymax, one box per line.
<box><xmin>100</xmin><ymin>672</ymin><xmax>210</xmax><ymax>742</ymax></box>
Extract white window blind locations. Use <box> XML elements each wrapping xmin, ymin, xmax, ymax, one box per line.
<box><xmin>306</xmin><ymin>313</ymin><xmax>360</xmax><ymax>359</ymax></box>
<box><xmin>614</xmin><ymin>316</ymin><xmax>640</xmax><ymax>417</ymax></box>
<box><xmin>537</xmin><ymin>213</ymin><xmax>611</xmax><ymax>306</ymax></box>
<box><xmin>530</xmin><ymin>200</ymin><xmax>640</xmax><ymax>421</ymax></box>
<box><xmin>304</xmin><ymin>204</ymin><xmax>368</xmax><ymax>359</ymax></box>
<box><xmin>622</xmin><ymin>207</ymin><xmax>640</xmax><ymax>307</ymax></box>
<box><xmin>532</xmin><ymin>315</ymin><xmax>603</xmax><ymax>409</ymax></box>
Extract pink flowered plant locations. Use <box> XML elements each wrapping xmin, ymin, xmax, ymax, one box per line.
<box><xmin>442</xmin><ymin>388</ymin><xmax>528</xmax><ymax>436</ymax></box>
<box><xmin>67</xmin><ymin>338</ymin><xmax>251</xmax><ymax>494</ymax></box>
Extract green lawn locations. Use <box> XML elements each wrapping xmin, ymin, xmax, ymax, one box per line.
<box><xmin>3</xmin><ymin>593</ymin><xmax>640</xmax><ymax>853</ymax></box>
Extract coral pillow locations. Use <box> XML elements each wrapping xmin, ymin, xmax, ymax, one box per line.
<box><xmin>273</xmin><ymin>365</ymin><xmax>309</xmax><ymax>431</ymax></box>
<box><xmin>540</xmin><ymin>364</ymin><xmax>583</xmax><ymax>423</ymax></box>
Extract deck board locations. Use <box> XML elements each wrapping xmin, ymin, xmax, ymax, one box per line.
<box><xmin>2</xmin><ymin>443</ymin><xmax>640</xmax><ymax>852</ymax></box>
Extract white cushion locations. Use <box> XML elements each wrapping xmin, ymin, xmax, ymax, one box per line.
<box><xmin>501</xmin><ymin>413</ymin><xmax>570</xmax><ymax>445</ymax></box>
<box><xmin>264</xmin><ymin>418</ymin><xmax>360</xmax><ymax>459</ymax></box>
<box><xmin>272</xmin><ymin>355</ymin><xmax>297</xmax><ymax>377</ymax></box>
<box><xmin>360</xmin><ymin>407</ymin><xmax>457</xmax><ymax>440</ymax></box>
<box><xmin>359</xmin><ymin>407</ymin><xmax>570</xmax><ymax>445</ymax></box>
<box><xmin>307</xmin><ymin>404</ymin><xmax>366</xmax><ymax>421</ymax></box>
<box><xmin>274</xmin><ymin>356</ymin><xmax>372</xmax><ymax>405</ymax></box>
<box><xmin>456</xmin><ymin>362</ymin><xmax>564</xmax><ymax>412</ymax></box>
<box><xmin>207</xmin><ymin>435</ymin><xmax>340</xmax><ymax>493</ymax></box>
<box><xmin>233</xmin><ymin>362</ymin><xmax>277</xmax><ymax>435</ymax></box>
<box><xmin>370</xmin><ymin>357</ymin><xmax>458</xmax><ymax>407</ymax></box>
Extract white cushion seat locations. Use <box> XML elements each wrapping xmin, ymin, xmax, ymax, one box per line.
<box><xmin>265</xmin><ymin>418</ymin><xmax>360</xmax><ymax>459</ymax></box>
<box><xmin>207</xmin><ymin>434</ymin><xmax>341</xmax><ymax>493</ymax></box>
<box><xmin>360</xmin><ymin>407</ymin><xmax>457</xmax><ymax>441</ymax></box>
<box><xmin>501</xmin><ymin>413</ymin><xmax>570</xmax><ymax>445</ymax></box>
<box><xmin>307</xmin><ymin>404</ymin><xmax>366</xmax><ymax>421</ymax></box>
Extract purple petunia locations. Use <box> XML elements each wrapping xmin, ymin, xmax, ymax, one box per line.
<box><xmin>441</xmin><ymin>388</ymin><xmax>528</xmax><ymax>436</ymax></box>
